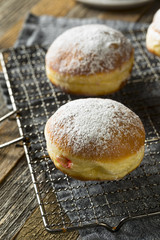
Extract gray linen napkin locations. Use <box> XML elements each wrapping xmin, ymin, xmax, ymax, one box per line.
<box><xmin>14</xmin><ymin>13</ymin><xmax>137</xmax><ymax>47</ymax></box>
<box><xmin>1</xmin><ymin>13</ymin><xmax>160</xmax><ymax>240</ymax></box>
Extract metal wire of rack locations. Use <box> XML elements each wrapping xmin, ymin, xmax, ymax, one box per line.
<box><xmin>0</xmin><ymin>25</ymin><xmax>160</xmax><ymax>234</ymax></box>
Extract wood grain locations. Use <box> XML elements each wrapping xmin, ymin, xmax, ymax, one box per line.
<box><xmin>0</xmin><ymin>1</ymin><xmax>79</xmax><ymax>239</ymax></box>
<box><xmin>0</xmin><ymin>20</ymin><xmax>24</xmax><ymax>50</ymax></box>
<box><xmin>0</xmin><ymin>0</ymin><xmax>160</xmax><ymax>239</ymax></box>
<box><xmin>67</xmin><ymin>2</ymin><xmax>150</xmax><ymax>21</ymax></box>
<box><xmin>13</xmin><ymin>192</ymin><xmax>79</xmax><ymax>240</ymax></box>
<box><xmin>0</xmin><ymin>0</ymin><xmax>75</xmax><ymax>50</ymax></box>
<box><xmin>0</xmin><ymin>0</ymin><xmax>39</xmax><ymax>38</ymax></box>
<box><xmin>0</xmin><ymin>156</ymin><xmax>38</xmax><ymax>240</ymax></box>
<box><xmin>31</xmin><ymin>0</ymin><xmax>75</xmax><ymax>16</ymax></box>
<box><xmin>0</xmin><ymin>119</ymin><xmax>24</xmax><ymax>183</ymax></box>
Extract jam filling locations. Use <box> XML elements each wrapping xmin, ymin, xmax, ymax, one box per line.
<box><xmin>56</xmin><ymin>156</ymin><xmax>72</xmax><ymax>169</ymax></box>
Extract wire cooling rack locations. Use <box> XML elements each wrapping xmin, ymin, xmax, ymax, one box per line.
<box><xmin>0</xmin><ymin>26</ymin><xmax>160</xmax><ymax>233</ymax></box>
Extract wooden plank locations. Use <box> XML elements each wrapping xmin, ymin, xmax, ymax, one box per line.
<box><xmin>0</xmin><ymin>20</ymin><xmax>24</xmax><ymax>50</ymax></box>
<box><xmin>31</xmin><ymin>0</ymin><xmax>75</xmax><ymax>16</ymax></box>
<box><xmin>138</xmin><ymin>0</ymin><xmax>160</xmax><ymax>23</ymax></box>
<box><xmin>0</xmin><ymin>0</ymin><xmax>39</xmax><ymax>38</ymax></box>
<box><xmin>0</xmin><ymin>0</ymin><xmax>75</xmax><ymax>50</ymax></box>
<box><xmin>13</xmin><ymin>192</ymin><xmax>79</xmax><ymax>240</ymax></box>
<box><xmin>0</xmin><ymin>0</ymin><xmax>77</xmax><ymax>180</ymax></box>
<box><xmin>98</xmin><ymin>5</ymin><xmax>150</xmax><ymax>22</ymax></box>
<box><xmin>0</xmin><ymin>156</ymin><xmax>38</xmax><ymax>240</ymax></box>
<box><xmin>0</xmin><ymin>0</ymin><xmax>155</xmax><ymax>50</ymax></box>
<box><xmin>0</xmin><ymin>1</ymin><xmax>78</xmax><ymax>239</ymax></box>
<box><xmin>66</xmin><ymin>1</ymin><xmax>151</xmax><ymax>21</ymax></box>
<box><xmin>0</xmin><ymin>119</ymin><xmax>24</xmax><ymax>183</ymax></box>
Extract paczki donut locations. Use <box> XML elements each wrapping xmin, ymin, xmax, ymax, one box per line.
<box><xmin>45</xmin><ymin>98</ymin><xmax>145</xmax><ymax>181</ymax></box>
<box><xmin>45</xmin><ymin>24</ymin><xmax>134</xmax><ymax>96</ymax></box>
<box><xmin>146</xmin><ymin>9</ymin><xmax>160</xmax><ymax>56</ymax></box>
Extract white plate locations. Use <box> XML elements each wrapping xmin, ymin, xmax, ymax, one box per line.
<box><xmin>76</xmin><ymin>0</ymin><xmax>154</xmax><ymax>10</ymax></box>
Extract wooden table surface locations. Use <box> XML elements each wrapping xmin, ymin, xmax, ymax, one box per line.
<box><xmin>0</xmin><ymin>0</ymin><xmax>160</xmax><ymax>239</ymax></box>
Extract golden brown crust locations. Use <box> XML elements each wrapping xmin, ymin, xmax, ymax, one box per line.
<box><xmin>45</xmin><ymin>51</ymin><xmax>134</xmax><ymax>96</ymax></box>
<box><xmin>45</xmin><ymin>99</ymin><xmax>145</xmax><ymax>162</ymax></box>
<box><xmin>45</xmin><ymin>99</ymin><xmax>145</xmax><ymax>181</ymax></box>
<box><xmin>46</xmin><ymin>48</ymin><xmax>134</xmax><ymax>79</ymax></box>
<box><xmin>46</xmin><ymin>48</ymin><xmax>133</xmax><ymax>76</ymax></box>
<box><xmin>46</xmin><ymin>66</ymin><xmax>129</xmax><ymax>96</ymax></box>
<box><xmin>45</xmin><ymin>25</ymin><xmax>134</xmax><ymax>96</ymax></box>
<box><xmin>45</xmin><ymin>24</ymin><xmax>133</xmax><ymax>76</ymax></box>
<box><xmin>147</xmin><ymin>46</ymin><xmax>160</xmax><ymax>57</ymax></box>
<box><xmin>46</xmin><ymin>140</ymin><xmax>145</xmax><ymax>181</ymax></box>
<box><xmin>46</xmin><ymin>118</ymin><xmax>145</xmax><ymax>163</ymax></box>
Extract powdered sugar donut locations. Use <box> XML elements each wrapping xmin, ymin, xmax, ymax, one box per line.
<box><xmin>146</xmin><ymin>9</ymin><xmax>160</xmax><ymax>56</ymax></box>
<box><xmin>45</xmin><ymin>98</ymin><xmax>145</xmax><ymax>181</ymax></box>
<box><xmin>45</xmin><ymin>24</ymin><xmax>134</xmax><ymax>96</ymax></box>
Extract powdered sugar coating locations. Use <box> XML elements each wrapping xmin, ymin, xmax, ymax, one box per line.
<box><xmin>152</xmin><ymin>9</ymin><xmax>160</xmax><ymax>33</ymax></box>
<box><xmin>45</xmin><ymin>99</ymin><xmax>145</xmax><ymax>160</ymax></box>
<box><xmin>147</xmin><ymin>23</ymin><xmax>160</xmax><ymax>42</ymax></box>
<box><xmin>46</xmin><ymin>24</ymin><xmax>133</xmax><ymax>76</ymax></box>
<box><xmin>153</xmin><ymin>9</ymin><xmax>160</xmax><ymax>23</ymax></box>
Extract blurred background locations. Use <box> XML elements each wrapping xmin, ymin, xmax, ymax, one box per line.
<box><xmin>0</xmin><ymin>0</ymin><xmax>160</xmax><ymax>51</ymax></box>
